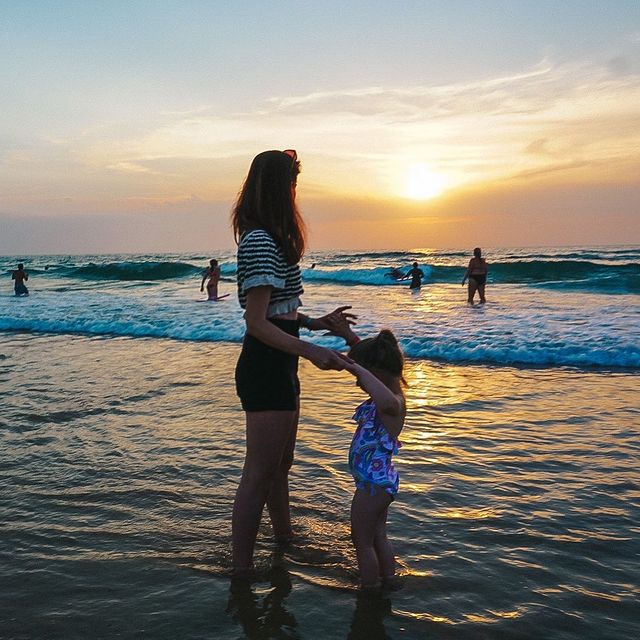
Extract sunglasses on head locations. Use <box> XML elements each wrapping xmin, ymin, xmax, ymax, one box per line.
<box><xmin>283</xmin><ymin>149</ymin><xmax>298</xmax><ymax>185</ymax></box>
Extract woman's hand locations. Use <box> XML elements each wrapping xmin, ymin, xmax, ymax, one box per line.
<box><xmin>314</xmin><ymin>306</ymin><xmax>357</xmax><ymax>332</ymax></box>
<box><xmin>322</xmin><ymin>311</ymin><xmax>360</xmax><ymax>346</ymax></box>
<box><xmin>307</xmin><ymin>344</ymin><xmax>351</xmax><ymax>371</ymax></box>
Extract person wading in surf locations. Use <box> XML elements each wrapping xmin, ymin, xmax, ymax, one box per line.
<box><xmin>12</xmin><ymin>263</ymin><xmax>29</xmax><ymax>296</ymax></box>
<box><xmin>462</xmin><ymin>247</ymin><xmax>488</xmax><ymax>304</ymax></box>
<box><xmin>230</xmin><ymin>149</ymin><xmax>356</xmax><ymax>575</ymax></box>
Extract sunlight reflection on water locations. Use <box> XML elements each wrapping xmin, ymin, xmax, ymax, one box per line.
<box><xmin>1</xmin><ymin>333</ymin><xmax>639</xmax><ymax>639</ymax></box>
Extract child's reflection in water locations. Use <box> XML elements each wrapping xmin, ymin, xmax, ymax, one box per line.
<box><xmin>347</xmin><ymin>592</ymin><xmax>392</xmax><ymax>640</ymax></box>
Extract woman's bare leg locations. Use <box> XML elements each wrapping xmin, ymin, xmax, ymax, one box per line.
<box><xmin>351</xmin><ymin>488</ymin><xmax>393</xmax><ymax>588</ymax></box>
<box><xmin>478</xmin><ymin>282</ymin><xmax>486</xmax><ymax>303</ymax></box>
<box><xmin>232</xmin><ymin>409</ymin><xmax>297</xmax><ymax>570</ymax></box>
<box><xmin>267</xmin><ymin>406</ymin><xmax>299</xmax><ymax>541</ymax></box>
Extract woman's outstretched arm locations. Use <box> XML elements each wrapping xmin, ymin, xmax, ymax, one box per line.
<box><xmin>244</xmin><ymin>286</ymin><xmax>349</xmax><ymax>371</ymax></box>
<box><xmin>298</xmin><ymin>306</ymin><xmax>357</xmax><ymax>333</ymax></box>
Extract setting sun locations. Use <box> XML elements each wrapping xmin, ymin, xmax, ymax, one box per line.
<box><xmin>404</xmin><ymin>164</ymin><xmax>447</xmax><ymax>200</ymax></box>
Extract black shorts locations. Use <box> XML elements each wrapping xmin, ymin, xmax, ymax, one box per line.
<box><xmin>235</xmin><ymin>318</ymin><xmax>300</xmax><ymax>412</ymax></box>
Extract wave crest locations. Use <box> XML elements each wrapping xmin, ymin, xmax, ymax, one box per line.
<box><xmin>65</xmin><ymin>261</ymin><xmax>202</xmax><ymax>281</ymax></box>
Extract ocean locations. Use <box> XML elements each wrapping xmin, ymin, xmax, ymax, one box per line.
<box><xmin>1</xmin><ymin>246</ymin><xmax>639</xmax><ymax>639</ymax></box>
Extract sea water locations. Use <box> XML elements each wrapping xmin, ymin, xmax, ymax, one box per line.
<box><xmin>1</xmin><ymin>246</ymin><xmax>639</xmax><ymax>367</ymax></box>
<box><xmin>1</xmin><ymin>246</ymin><xmax>639</xmax><ymax>639</ymax></box>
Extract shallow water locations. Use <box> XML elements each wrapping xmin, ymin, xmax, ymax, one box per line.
<box><xmin>1</xmin><ymin>333</ymin><xmax>638</xmax><ymax>639</ymax></box>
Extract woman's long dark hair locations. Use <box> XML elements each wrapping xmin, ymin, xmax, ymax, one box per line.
<box><xmin>231</xmin><ymin>150</ymin><xmax>305</xmax><ymax>264</ymax></box>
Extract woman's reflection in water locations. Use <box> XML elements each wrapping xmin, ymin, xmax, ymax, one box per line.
<box><xmin>347</xmin><ymin>592</ymin><xmax>392</xmax><ymax>640</ymax></box>
<box><xmin>227</xmin><ymin>562</ymin><xmax>298</xmax><ymax>639</ymax></box>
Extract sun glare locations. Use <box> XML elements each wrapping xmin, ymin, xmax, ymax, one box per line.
<box><xmin>404</xmin><ymin>164</ymin><xmax>446</xmax><ymax>200</ymax></box>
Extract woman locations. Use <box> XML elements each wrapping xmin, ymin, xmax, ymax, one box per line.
<box><xmin>231</xmin><ymin>149</ymin><xmax>354</xmax><ymax>574</ymax></box>
<box><xmin>462</xmin><ymin>247</ymin><xmax>488</xmax><ymax>304</ymax></box>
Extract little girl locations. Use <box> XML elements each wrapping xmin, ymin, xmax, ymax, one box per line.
<box><xmin>329</xmin><ymin>319</ymin><xmax>407</xmax><ymax>591</ymax></box>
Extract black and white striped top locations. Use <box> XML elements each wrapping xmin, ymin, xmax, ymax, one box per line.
<box><xmin>236</xmin><ymin>229</ymin><xmax>304</xmax><ymax>317</ymax></box>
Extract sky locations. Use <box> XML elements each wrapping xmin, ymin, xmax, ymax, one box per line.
<box><xmin>1</xmin><ymin>0</ymin><xmax>639</xmax><ymax>253</ymax></box>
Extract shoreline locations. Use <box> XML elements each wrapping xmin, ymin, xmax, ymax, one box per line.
<box><xmin>2</xmin><ymin>329</ymin><xmax>639</xmax><ymax>374</ymax></box>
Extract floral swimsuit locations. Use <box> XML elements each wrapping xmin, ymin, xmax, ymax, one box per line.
<box><xmin>349</xmin><ymin>399</ymin><xmax>401</xmax><ymax>497</ymax></box>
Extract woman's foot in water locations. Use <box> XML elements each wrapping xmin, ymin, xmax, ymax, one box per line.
<box><xmin>230</xmin><ymin>566</ymin><xmax>254</xmax><ymax>594</ymax></box>
<box><xmin>273</xmin><ymin>531</ymin><xmax>295</xmax><ymax>547</ymax></box>
<box><xmin>359</xmin><ymin>580</ymin><xmax>383</xmax><ymax>597</ymax></box>
<box><xmin>381</xmin><ymin>574</ymin><xmax>404</xmax><ymax>592</ymax></box>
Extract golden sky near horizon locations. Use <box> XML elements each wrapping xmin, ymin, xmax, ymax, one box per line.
<box><xmin>1</xmin><ymin>3</ymin><xmax>639</xmax><ymax>253</ymax></box>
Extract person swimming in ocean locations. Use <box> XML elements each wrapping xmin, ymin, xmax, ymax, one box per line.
<box><xmin>12</xmin><ymin>263</ymin><xmax>29</xmax><ymax>296</ymax></box>
<box><xmin>200</xmin><ymin>258</ymin><xmax>221</xmax><ymax>300</ymax></box>
<box><xmin>462</xmin><ymin>247</ymin><xmax>488</xmax><ymax>304</ymax></box>
<box><xmin>405</xmin><ymin>262</ymin><xmax>424</xmax><ymax>290</ymax></box>
<box><xmin>385</xmin><ymin>267</ymin><xmax>404</xmax><ymax>281</ymax></box>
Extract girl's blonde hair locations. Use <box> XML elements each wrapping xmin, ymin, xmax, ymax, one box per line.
<box><xmin>348</xmin><ymin>329</ymin><xmax>406</xmax><ymax>385</ymax></box>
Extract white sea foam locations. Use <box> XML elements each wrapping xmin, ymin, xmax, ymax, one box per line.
<box><xmin>1</xmin><ymin>248</ymin><xmax>639</xmax><ymax>368</ymax></box>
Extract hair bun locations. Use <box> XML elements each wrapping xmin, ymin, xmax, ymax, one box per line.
<box><xmin>377</xmin><ymin>329</ymin><xmax>398</xmax><ymax>346</ymax></box>
<box><xmin>350</xmin><ymin>328</ymin><xmax>405</xmax><ymax>382</ymax></box>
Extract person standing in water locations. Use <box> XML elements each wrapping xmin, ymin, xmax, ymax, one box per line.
<box><xmin>324</xmin><ymin>315</ymin><xmax>407</xmax><ymax>592</ymax></box>
<box><xmin>405</xmin><ymin>262</ymin><xmax>424</xmax><ymax>290</ymax></box>
<box><xmin>12</xmin><ymin>263</ymin><xmax>29</xmax><ymax>296</ymax></box>
<box><xmin>231</xmin><ymin>149</ymin><xmax>354</xmax><ymax>575</ymax></box>
<box><xmin>200</xmin><ymin>258</ymin><xmax>221</xmax><ymax>300</ymax></box>
<box><xmin>462</xmin><ymin>247</ymin><xmax>488</xmax><ymax>304</ymax></box>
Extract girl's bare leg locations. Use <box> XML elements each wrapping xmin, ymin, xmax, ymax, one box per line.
<box><xmin>266</xmin><ymin>406</ymin><xmax>299</xmax><ymax>541</ymax></box>
<box><xmin>478</xmin><ymin>283</ymin><xmax>486</xmax><ymax>303</ymax></box>
<box><xmin>351</xmin><ymin>488</ymin><xmax>393</xmax><ymax>588</ymax></box>
<box><xmin>232</xmin><ymin>409</ymin><xmax>297</xmax><ymax>570</ymax></box>
<box><xmin>373</xmin><ymin>505</ymin><xmax>395</xmax><ymax>580</ymax></box>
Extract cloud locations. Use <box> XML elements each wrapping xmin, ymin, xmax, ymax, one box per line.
<box><xmin>106</xmin><ymin>161</ymin><xmax>154</xmax><ymax>174</ymax></box>
<box><xmin>2</xmin><ymin>57</ymin><xmax>640</xmax><ymax>215</ymax></box>
<box><xmin>91</xmin><ymin>59</ymin><xmax>640</xmax><ymax>189</ymax></box>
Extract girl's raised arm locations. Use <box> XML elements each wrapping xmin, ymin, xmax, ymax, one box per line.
<box><xmin>344</xmin><ymin>361</ymin><xmax>404</xmax><ymax>437</ymax></box>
